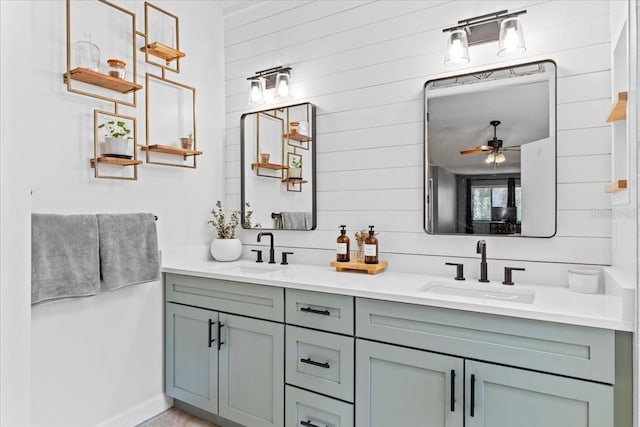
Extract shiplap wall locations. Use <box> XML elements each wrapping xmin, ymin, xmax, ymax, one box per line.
<box><xmin>224</xmin><ymin>0</ymin><xmax>614</xmax><ymax>285</ymax></box>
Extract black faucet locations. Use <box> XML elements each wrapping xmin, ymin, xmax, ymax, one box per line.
<box><xmin>476</xmin><ymin>240</ymin><xmax>489</xmax><ymax>283</ymax></box>
<box><xmin>257</xmin><ymin>232</ymin><xmax>276</xmax><ymax>264</ymax></box>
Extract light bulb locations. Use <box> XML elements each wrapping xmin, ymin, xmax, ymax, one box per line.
<box><xmin>498</xmin><ymin>17</ymin><xmax>526</xmax><ymax>57</ymax></box>
<box><xmin>248</xmin><ymin>79</ymin><xmax>264</xmax><ymax>106</ymax></box>
<box><xmin>275</xmin><ymin>71</ymin><xmax>291</xmax><ymax>100</ymax></box>
<box><xmin>486</xmin><ymin>152</ymin><xmax>495</xmax><ymax>163</ymax></box>
<box><xmin>444</xmin><ymin>29</ymin><xmax>470</xmax><ymax>66</ymax></box>
<box><xmin>495</xmin><ymin>152</ymin><xmax>506</xmax><ymax>163</ymax></box>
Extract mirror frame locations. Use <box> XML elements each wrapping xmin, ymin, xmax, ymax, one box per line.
<box><xmin>423</xmin><ymin>60</ymin><xmax>557</xmax><ymax>237</ymax></box>
<box><xmin>240</xmin><ymin>102</ymin><xmax>317</xmax><ymax>231</ymax></box>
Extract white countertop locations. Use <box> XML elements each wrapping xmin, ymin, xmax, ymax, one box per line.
<box><xmin>161</xmin><ymin>256</ymin><xmax>634</xmax><ymax>332</ymax></box>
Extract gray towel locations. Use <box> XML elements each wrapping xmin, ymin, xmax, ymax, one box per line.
<box><xmin>281</xmin><ymin>211</ymin><xmax>311</xmax><ymax>230</ymax></box>
<box><xmin>97</xmin><ymin>213</ymin><xmax>160</xmax><ymax>291</ymax></box>
<box><xmin>31</xmin><ymin>214</ymin><xmax>100</xmax><ymax>305</ymax></box>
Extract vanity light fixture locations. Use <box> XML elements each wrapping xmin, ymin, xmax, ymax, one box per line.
<box><xmin>247</xmin><ymin>66</ymin><xmax>292</xmax><ymax>106</ymax></box>
<box><xmin>443</xmin><ymin>9</ymin><xmax>527</xmax><ymax>66</ymax></box>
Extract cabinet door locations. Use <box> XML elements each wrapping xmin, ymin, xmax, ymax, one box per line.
<box><xmin>219</xmin><ymin>313</ymin><xmax>284</xmax><ymax>427</ymax></box>
<box><xmin>466</xmin><ymin>360</ymin><xmax>613</xmax><ymax>427</ymax></box>
<box><xmin>165</xmin><ymin>303</ymin><xmax>219</xmax><ymax>414</ymax></box>
<box><xmin>355</xmin><ymin>339</ymin><xmax>463</xmax><ymax>427</ymax></box>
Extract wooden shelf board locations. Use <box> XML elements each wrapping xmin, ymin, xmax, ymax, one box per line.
<box><xmin>141</xmin><ymin>144</ymin><xmax>202</xmax><ymax>157</ymax></box>
<box><xmin>140</xmin><ymin>42</ymin><xmax>186</xmax><ymax>62</ymax></box>
<box><xmin>330</xmin><ymin>260</ymin><xmax>388</xmax><ymax>275</ymax></box>
<box><xmin>251</xmin><ymin>162</ymin><xmax>288</xmax><ymax>170</ymax></box>
<box><xmin>90</xmin><ymin>156</ymin><xmax>142</xmax><ymax>167</ymax></box>
<box><xmin>607</xmin><ymin>91</ymin><xmax>627</xmax><ymax>122</ymax></box>
<box><xmin>282</xmin><ymin>178</ymin><xmax>308</xmax><ymax>183</ymax></box>
<box><xmin>605</xmin><ymin>179</ymin><xmax>628</xmax><ymax>193</ymax></box>
<box><xmin>64</xmin><ymin>68</ymin><xmax>142</xmax><ymax>94</ymax></box>
<box><xmin>284</xmin><ymin>133</ymin><xmax>312</xmax><ymax>142</ymax></box>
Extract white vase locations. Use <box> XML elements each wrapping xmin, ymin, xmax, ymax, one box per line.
<box><xmin>103</xmin><ymin>136</ymin><xmax>130</xmax><ymax>156</ymax></box>
<box><xmin>210</xmin><ymin>238</ymin><xmax>242</xmax><ymax>262</ymax></box>
<box><xmin>289</xmin><ymin>167</ymin><xmax>302</xmax><ymax>179</ymax></box>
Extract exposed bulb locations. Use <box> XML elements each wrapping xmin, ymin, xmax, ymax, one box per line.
<box><xmin>502</xmin><ymin>27</ymin><xmax>519</xmax><ymax>52</ymax></box>
<box><xmin>275</xmin><ymin>71</ymin><xmax>291</xmax><ymax>100</ymax></box>
<box><xmin>498</xmin><ymin>17</ymin><xmax>526</xmax><ymax>57</ymax></box>
<box><xmin>486</xmin><ymin>152</ymin><xmax>495</xmax><ymax>163</ymax></box>
<box><xmin>248</xmin><ymin>79</ymin><xmax>264</xmax><ymax>106</ymax></box>
<box><xmin>444</xmin><ymin>29</ymin><xmax>470</xmax><ymax>66</ymax></box>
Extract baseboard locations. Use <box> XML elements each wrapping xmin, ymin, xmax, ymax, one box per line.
<box><xmin>95</xmin><ymin>394</ymin><xmax>173</xmax><ymax>427</ymax></box>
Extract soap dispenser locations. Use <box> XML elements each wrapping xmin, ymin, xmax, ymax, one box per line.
<box><xmin>336</xmin><ymin>225</ymin><xmax>350</xmax><ymax>262</ymax></box>
<box><xmin>364</xmin><ymin>225</ymin><xmax>378</xmax><ymax>264</ymax></box>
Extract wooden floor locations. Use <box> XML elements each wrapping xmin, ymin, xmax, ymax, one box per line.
<box><xmin>137</xmin><ymin>407</ymin><xmax>218</xmax><ymax>427</ymax></box>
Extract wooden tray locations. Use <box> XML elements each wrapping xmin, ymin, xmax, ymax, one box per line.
<box><xmin>330</xmin><ymin>260</ymin><xmax>388</xmax><ymax>275</ymax></box>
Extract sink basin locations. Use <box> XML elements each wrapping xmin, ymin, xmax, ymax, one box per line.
<box><xmin>220</xmin><ymin>265</ymin><xmax>283</xmax><ymax>275</ymax></box>
<box><xmin>422</xmin><ymin>281</ymin><xmax>535</xmax><ymax>304</ymax></box>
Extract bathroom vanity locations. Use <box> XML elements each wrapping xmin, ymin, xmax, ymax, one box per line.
<box><xmin>162</xmin><ymin>258</ymin><xmax>632</xmax><ymax>427</ymax></box>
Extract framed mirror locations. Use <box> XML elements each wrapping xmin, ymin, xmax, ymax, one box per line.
<box><xmin>241</xmin><ymin>102</ymin><xmax>316</xmax><ymax>230</ymax></box>
<box><xmin>424</xmin><ymin>60</ymin><xmax>556</xmax><ymax>237</ymax></box>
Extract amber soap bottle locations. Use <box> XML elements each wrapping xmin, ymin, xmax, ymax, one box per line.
<box><xmin>364</xmin><ymin>225</ymin><xmax>378</xmax><ymax>264</ymax></box>
<box><xmin>336</xmin><ymin>225</ymin><xmax>350</xmax><ymax>262</ymax></box>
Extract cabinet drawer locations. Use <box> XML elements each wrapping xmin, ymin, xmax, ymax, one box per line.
<box><xmin>356</xmin><ymin>298</ymin><xmax>615</xmax><ymax>384</ymax></box>
<box><xmin>286</xmin><ymin>386</ymin><xmax>354</xmax><ymax>427</ymax></box>
<box><xmin>286</xmin><ymin>289</ymin><xmax>354</xmax><ymax>335</ymax></box>
<box><xmin>165</xmin><ymin>273</ymin><xmax>284</xmax><ymax>322</ymax></box>
<box><xmin>286</xmin><ymin>325</ymin><xmax>354</xmax><ymax>402</ymax></box>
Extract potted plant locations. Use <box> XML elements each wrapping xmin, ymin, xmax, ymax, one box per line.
<box><xmin>208</xmin><ymin>200</ymin><xmax>260</xmax><ymax>261</ymax></box>
<box><xmin>289</xmin><ymin>156</ymin><xmax>302</xmax><ymax>179</ymax></box>
<box><xmin>180</xmin><ymin>132</ymin><xmax>193</xmax><ymax>150</ymax></box>
<box><xmin>98</xmin><ymin>120</ymin><xmax>132</xmax><ymax>157</ymax></box>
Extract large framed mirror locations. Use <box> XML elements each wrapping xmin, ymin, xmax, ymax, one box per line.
<box><xmin>424</xmin><ymin>60</ymin><xmax>556</xmax><ymax>237</ymax></box>
<box><xmin>241</xmin><ymin>102</ymin><xmax>316</xmax><ymax>230</ymax></box>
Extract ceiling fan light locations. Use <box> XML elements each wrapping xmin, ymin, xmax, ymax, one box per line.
<box><xmin>485</xmin><ymin>152</ymin><xmax>496</xmax><ymax>163</ymax></box>
<box><xmin>495</xmin><ymin>152</ymin><xmax>506</xmax><ymax>163</ymax></box>
<box><xmin>445</xmin><ymin>29</ymin><xmax>470</xmax><ymax>66</ymax></box>
<box><xmin>498</xmin><ymin>17</ymin><xmax>526</xmax><ymax>57</ymax></box>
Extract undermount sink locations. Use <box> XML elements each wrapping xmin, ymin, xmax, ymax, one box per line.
<box><xmin>422</xmin><ymin>281</ymin><xmax>535</xmax><ymax>304</ymax></box>
<box><xmin>220</xmin><ymin>265</ymin><xmax>283</xmax><ymax>275</ymax></box>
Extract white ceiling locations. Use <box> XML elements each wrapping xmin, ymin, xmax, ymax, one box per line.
<box><xmin>427</xmin><ymin>79</ymin><xmax>550</xmax><ymax>175</ymax></box>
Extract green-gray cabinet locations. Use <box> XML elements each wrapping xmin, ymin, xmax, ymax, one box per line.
<box><xmin>466</xmin><ymin>360</ymin><xmax>613</xmax><ymax>427</ymax></box>
<box><xmin>355</xmin><ymin>339</ymin><xmax>464</xmax><ymax>427</ymax></box>
<box><xmin>164</xmin><ymin>274</ymin><xmax>285</xmax><ymax>427</ymax></box>
<box><xmin>219</xmin><ymin>313</ymin><xmax>284</xmax><ymax>427</ymax></box>
<box><xmin>165</xmin><ymin>303</ymin><xmax>219</xmax><ymax>414</ymax></box>
<box><xmin>356</xmin><ymin>339</ymin><xmax>614</xmax><ymax>427</ymax></box>
<box><xmin>164</xmin><ymin>275</ymin><xmax>630</xmax><ymax>427</ymax></box>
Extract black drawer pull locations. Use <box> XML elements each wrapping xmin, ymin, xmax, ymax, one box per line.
<box><xmin>301</xmin><ymin>420</ymin><xmax>322</xmax><ymax>427</ymax></box>
<box><xmin>300</xmin><ymin>358</ymin><xmax>330</xmax><ymax>369</ymax></box>
<box><xmin>470</xmin><ymin>374</ymin><xmax>476</xmax><ymax>417</ymax></box>
<box><xmin>217</xmin><ymin>322</ymin><xmax>225</xmax><ymax>350</ymax></box>
<box><xmin>300</xmin><ymin>306</ymin><xmax>330</xmax><ymax>316</ymax></box>
<box><xmin>450</xmin><ymin>369</ymin><xmax>455</xmax><ymax>412</ymax></box>
<box><xmin>208</xmin><ymin>319</ymin><xmax>216</xmax><ymax>348</ymax></box>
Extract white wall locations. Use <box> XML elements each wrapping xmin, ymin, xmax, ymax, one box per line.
<box><xmin>0</xmin><ymin>3</ymin><xmax>34</xmax><ymax>425</ymax></box>
<box><xmin>224</xmin><ymin>0</ymin><xmax>614</xmax><ymax>286</ymax></box>
<box><xmin>2</xmin><ymin>1</ymin><xmax>225</xmax><ymax>426</ymax></box>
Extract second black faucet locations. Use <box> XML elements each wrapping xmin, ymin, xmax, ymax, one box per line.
<box><xmin>476</xmin><ymin>240</ymin><xmax>489</xmax><ymax>283</ymax></box>
<box><xmin>257</xmin><ymin>232</ymin><xmax>276</xmax><ymax>264</ymax></box>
